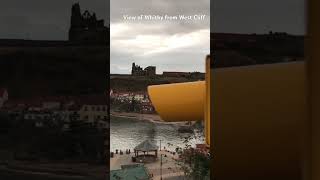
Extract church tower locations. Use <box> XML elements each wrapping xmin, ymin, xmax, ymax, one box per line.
<box><xmin>70</xmin><ymin>3</ymin><xmax>82</xmax><ymax>28</ymax></box>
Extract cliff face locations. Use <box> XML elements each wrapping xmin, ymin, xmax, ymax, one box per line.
<box><xmin>0</xmin><ymin>46</ymin><xmax>108</xmax><ymax>98</ymax></box>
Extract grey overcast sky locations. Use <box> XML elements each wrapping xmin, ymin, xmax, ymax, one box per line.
<box><xmin>110</xmin><ymin>0</ymin><xmax>210</xmax><ymax>74</ymax></box>
<box><xmin>0</xmin><ymin>0</ymin><xmax>305</xmax><ymax>74</ymax></box>
<box><xmin>0</xmin><ymin>0</ymin><xmax>305</xmax><ymax>39</ymax></box>
<box><xmin>0</xmin><ymin>0</ymin><xmax>108</xmax><ymax>40</ymax></box>
<box><xmin>212</xmin><ymin>0</ymin><xmax>306</xmax><ymax>35</ymax></box>
<box><xmin>111</xmin><ymin>0</ymin><xmax>305</xmax><ymax>74</ymax></box>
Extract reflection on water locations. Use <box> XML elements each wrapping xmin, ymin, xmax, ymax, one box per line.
<box><xmin>110</xmin><ymin>116</ymin><xmax>204</xmax><ymax>152</ymax></box>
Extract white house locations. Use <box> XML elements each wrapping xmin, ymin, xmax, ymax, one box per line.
<box><xmin>79</xmin><ymin>104</ymin><xmax>108</xmax><ymax>123</ymax></box>
<box><xmin>24</xmin><ymin>111</ymin><xmax>52</xmax><ymax>121</ymax></box>
<box><xmin>111</xmin><ymin>92</ymin><xmax>148</xmax><ymax>103</ymax></box>
<box><xmin>133</xmin><ymin>94</ymin><xmax>145</xmax><ymax>102</ymax></box>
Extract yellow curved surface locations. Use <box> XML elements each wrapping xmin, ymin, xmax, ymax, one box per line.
<box><xmin>148</xmin><ymin>81</ymin><xmax>205</xmax><ymax>122</ymax></box>
<box><xmin>205</xmin><ymin>58</ymin><xmax>211</xmax><ymax>145</ymax></box>
<box><xmin>212</xmin><ymin>62</ymin><xmax>306</xmax><ymax>179</ymax></box>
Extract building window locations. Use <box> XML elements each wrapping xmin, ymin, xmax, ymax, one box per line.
<box><xmin>97</xmin><ymin>106</ymin><xmax>100</xmax><ymax>111</ymax></box>
<box><xmin>102</xmin><ymin>106</ymin><xmax>106</xmax><ymax>111</ymax></box>
<box><xmin>91</xmin><ymin>106</ymin><xmax>95</xmax><ymax>111</ymax></box>
<box><xmin>84</xmin><ymin>106</ymin><xmax>88</xmax><ymax>111</ymax></box>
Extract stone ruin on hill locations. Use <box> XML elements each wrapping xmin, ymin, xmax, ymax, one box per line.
<box><xmin>69</xmin><ymin>3</ymin><xmax>108</xmax><ymax>44</ymax></box>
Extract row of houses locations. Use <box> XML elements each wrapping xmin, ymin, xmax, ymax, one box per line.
<box><xmin>110</xmin><ymin>90</ymin><xmax>149</xmax><ymax>103</ymax></box>
<box><xmin>110</xmin><ymin>90</ymin><xmax>155</xmax><ymax>113</ymax></box>
<box><xmin>0</xmin><ymin>93</ymin><xmax>109</xmax><ymax>130</ymax></box>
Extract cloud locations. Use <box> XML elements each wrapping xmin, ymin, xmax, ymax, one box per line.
<box><xmin>110</xmin><ymin>27</ymin><xmax>210</xmax><ymax>74</ymax></box>
<box><xmin>110</xmin><ymin>0</ymin><xmax>210</xmax><ymax>74</ymax></box>
<box><xmin>0</xmin><ymin>0</ymin><xmax>305</xmax><ymax>39</ymax></box>
<box><xmin>112</xmin><ymin>25</ymin><xmax>208</xmax><ymax>55</ymax></box>
<box><xmin>111</xmin><ymin>0</ymin><xmax>210</xmax><ymax>23</ymax></box>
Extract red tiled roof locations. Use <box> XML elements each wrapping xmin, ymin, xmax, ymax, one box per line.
<box><xmin>111</xmin><ymin>90</ymin><xmax>147</xmax><ymax>94</ymax></box>
<box><xmin>66</xmin><ymin>104</ymin><xmax>82</xmax><ymax>111</ymax></box>
<box><xmin>4</xmin><ymin>94</ymin><xmax>108</xmax><ymax>111</ymax></box>
<box><xmin>112</xmin><ymin>92</ymin><xmax>147</xmax><ymax>96</ymax></box>
<box><xmin>3</xmin><ymin>94</ymin><xmax>107</xmax><ymax>110</ymax></box>
<box><xmin>76</xmin><ymin>95</ymin><xmax>108</xmax><ymax>105</ymax></box>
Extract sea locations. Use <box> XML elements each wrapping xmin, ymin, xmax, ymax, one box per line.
<box><xmin>110</xmin><ymin>116</ymin><xmax>205</xmax><ymax>152</ymax></box>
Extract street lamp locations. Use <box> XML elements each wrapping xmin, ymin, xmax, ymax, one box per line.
<box><xmin>160</xmin><ymin>154</ymin><xmax>163</xmax><ymax>180</ymax></box>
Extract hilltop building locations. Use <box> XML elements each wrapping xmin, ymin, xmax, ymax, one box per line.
<box><xmin>69</xmin><ymin>3</ymin><xmax>108</xmax><ymax>44</ymax></box>
<box><xmin>131</xmin><ymin>63</ymin><xmax>156</xmax><ymax>76</ymax></box>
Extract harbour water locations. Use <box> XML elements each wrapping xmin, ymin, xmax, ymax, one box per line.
<box><xmin>110</xmin><ymin>116</ymin><xmax>205</xmax><ymax>152</ymax></box>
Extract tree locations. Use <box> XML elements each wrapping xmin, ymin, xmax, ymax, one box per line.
<box><xmin>174</xmin><ymin>124</ymin><xmax>210</xmax><ymax>179</ymax></box>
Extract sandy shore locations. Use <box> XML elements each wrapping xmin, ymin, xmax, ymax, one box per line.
<box><xmin>110</xmin><ymin>111</ymin><xmax>191</xmax><ymax>126</ymax></box>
